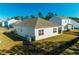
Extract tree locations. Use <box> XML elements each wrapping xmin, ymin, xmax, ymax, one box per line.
<box><xmin>54</xmin><ymin>13</ymin><xmax>58</xmax><ymax>16</ymax></box>
<box><xmin>13</xmin><ymin>16</ymin><xmax>23</xmax><ymax>20</ymax></box>
<box><xmin>20</xmin><ymin>16</ymin><xmax>24</xmax><ymax>21</ymax></box>
<box><xmin>45</xmin><ymin>12</ymin><xmax>57</xmax><ymax>20</ymax></box>
<box><xmin>14</xmin><ymin>16</ymin><xmax>20</xmax><ymax>20</ymax></box>
<box><xmin>30</xmin><ymin>15</ymin><xmax>36</xmax><ymax>19</ymax></box>
<box><xmin>38</xmin><ymin>12</ymin><xmax>44</xmax><ymax>18</ymax></box>
<box><xmin>11</xmin><ymin>17</ymin><xmax>14</xmax><ymax>19</ymax></box>
<box><xmin>7</xmin><ymin>17</ymin><xmax>10</xmax><ymax>20</ymax></box>
<box><xmin>24</xmin><ymin>16</ymin><xmax>29</xmax><ymax>20</ymax></box>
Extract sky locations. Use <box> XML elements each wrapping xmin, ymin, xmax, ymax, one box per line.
<box><xmin>0</xmin><ymin>3</ymin><xmax>79</xmax><ymax>19</ymax></box>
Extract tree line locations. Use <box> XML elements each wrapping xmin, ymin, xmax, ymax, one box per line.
<box><xmin>7</xmin><ymin>12</ymin><xmax>58</xmax><ymax>21</ymax></box>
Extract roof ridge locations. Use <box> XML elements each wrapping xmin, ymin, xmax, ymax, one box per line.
<box><xmin>35</xmin><ymin>18</ymin><xmax>41</xmax><ymax>28</ymax></box>
<box><xmin>31</xmin><ymin>18</ymin><xmax>38</xmax><ymax>28</ymax></box>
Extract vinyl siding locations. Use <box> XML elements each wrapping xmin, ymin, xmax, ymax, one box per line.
<box><xmin>14</xmin><ymin>26</ymin><xmax>60</xmax><ymax>40</ymax></box>
<box><xmin>35</xmin><ymin>27</ymin><xmax>59</xmax><ymax>40</ymax></box>
<box><xmin>14</xmin><ymin>26</ymin><xmax>35</xmax><ymax>38</ymax></box>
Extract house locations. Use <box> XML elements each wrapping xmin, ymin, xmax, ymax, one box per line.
<box><xmin>71</xmin><ymin>19</ymin><xmax>79</xmax><ymax>29</ymax></box>
<box><xmin>7</xmin><ymin>19</ymin><xmax>21</xmax><ymax>28</ymax></box>
<box><xmin>0</xmin><ymin>19</ymin><xmax>9</xmax><ymax>27</ymax></box>
<box><xmin>49</xmin><ymin>16</ymin><xmax>74</xmax><ymax>31</ymax></box>
<box><xmin>0</xmin><ymin>20</ymin><xmax>3</xmax><ymax>26</ymax></box>
<box><xmin>14</xmin><ymin>18</ymin><xmax>62</xmax><ymax>41</ymax></box>
<box><xmin>0</xmin><ymin>20</ymin><xmax>6</xmax><ymax>27</ymax></box>
<box><xmin>1</xmin><ymin>19</ymin><xmax>21</xmax><ymax>28</ymax></box>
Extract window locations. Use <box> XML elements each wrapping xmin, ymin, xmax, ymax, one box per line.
<box><xmin>53</xmin><ymin>28</ymin><xmax>57</xmax><ymax>33</ymax></box>
<box><xmin>38</xmin><ymin>29</ymin><xmax>44</xmax><ymax>36</ymax></box>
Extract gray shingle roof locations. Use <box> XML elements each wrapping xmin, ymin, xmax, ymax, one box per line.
<box><xmin>55</xmin><ymin>16</ymin><xmax>70</xmax><ymax>19</ymax></box>
<box><xmin>59</xmin><ymin>16</ymin><xmax>70</xmax><ymax>19</ymax></box>
<box><xmin>15</xmin><ymin>18</ymin><xmax>60</xmax><ymax>28</ymax></box>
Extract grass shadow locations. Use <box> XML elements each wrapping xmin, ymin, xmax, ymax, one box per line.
<box><xmin>74</xmin><ymin>32</ymin><xmax>79</xmax><ymax>36</ymax></box>
<box><xmin>64</xmin><ymin>30</ymin><xmax>79</xmax><ymax>36</ymax></box>
<box><xmin>3</xmin><ymin>32</ymin><xmax>23</xmax><ymax>41</ymax></box>
<box><xmin>45</xmin><ymin>37</ymin><xmax>79</xmax><ymax>55</ymax></box>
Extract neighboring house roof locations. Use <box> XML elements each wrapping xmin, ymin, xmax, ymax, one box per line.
<box><xmin>0</xmin><ymin>20</ymin><xmax>6</xmax><ymax>22</ymax></box>
<box><xmin>14</xmin><ymin>20</ymin><xmax>22</xmax><ymax>25</ymax></box>
<box><xmin>51</xmin><ymin>16</ymin><xmax>70</xmax><ymax>20</ymax></box>
<box><xmin>49</xmin><ymin>16</ymin><xmax>71</xmax><ymax>25</ymax></box>
<box><xmin>58</xmin><ymin>16</ymin><xmax>70</xmax><ymax>19</ymax></box>
<box><xmin>15</xmin><ymin>18</ymin><xmax>60</xmax><ymax>28</ymax></box>
<box><xmin>8</xmin><ymin>19</ymin><xmax>19</xmax><ymax>24</ymax></box>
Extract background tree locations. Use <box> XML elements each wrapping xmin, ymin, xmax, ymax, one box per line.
<box><xmin>13</xmin><ymin>16</ymin><xmax>23</xmax><ymax>20</ymax></box>
<box><xmin>30</xmin><ymin>15</ymin><xmax>36</xmax><ymax>19</ymax></box>
<box><xmin>38</xmin><ymin>12</ymin><xmax>44</xmax><ymax>19</ymax></box>
<box><xmin>7</xmin><ymin>17</ymin><xmax>10</xmax><ymax>20</ymax></box>
<box><xmin>20</xmin><ymin>16</ymin><xmax>24</xmax><ymax>21</ymax></box>
<box><xmin>45</xmin><ymin>12</ymin><xmax>57</xmax><ymax>20</ymax></box>
<box><xmin>11</xmin><ymin>17</ymin><xmax>14</xmax><ymax>19</ymax></box>
<box><xmin>24</xmin><ymin>16</ymin><xmax>29</xmax><ymax>20</ymax></box>
<box><xmin>14</xmin><ymin>16</ymin><xmax>20</xmax><ymax>20</ymax></box>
